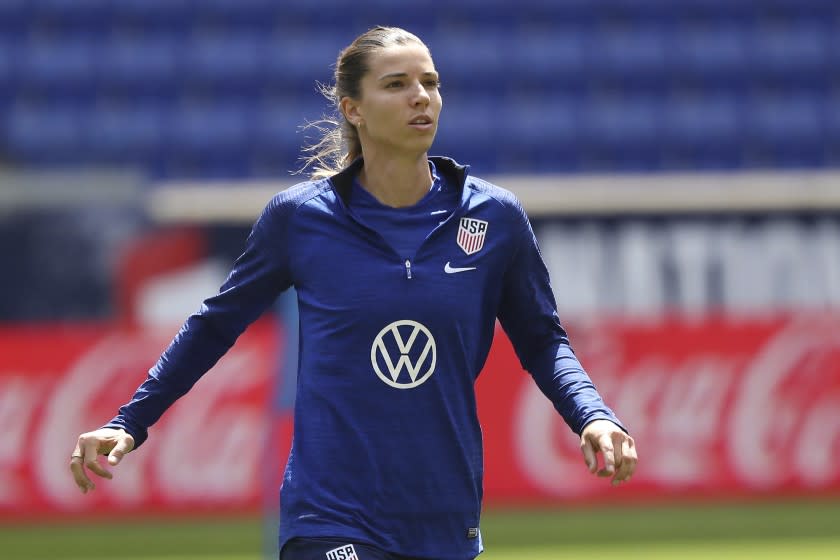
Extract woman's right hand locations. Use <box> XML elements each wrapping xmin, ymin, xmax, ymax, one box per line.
<box><xmin>69</xmin><ymin>428</ymin><xmax>135</xmax><ymax>494</ymax></box>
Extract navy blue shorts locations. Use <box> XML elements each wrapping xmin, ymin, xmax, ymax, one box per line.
<box><xmin>279</xmin><ymin>537</ymin><xmax>425</xmax><ymax>560</ymax></box>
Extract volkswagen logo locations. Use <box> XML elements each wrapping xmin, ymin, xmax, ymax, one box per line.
<box><xmin>370</xmin><ymin>320</ymin><xmax>436</xmax><ymax>389</ymax></box>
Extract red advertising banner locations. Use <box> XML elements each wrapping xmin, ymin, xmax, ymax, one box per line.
<box><xmin>0</xmin><ymin>321</ymin><xmax>282</xmax><ymax>520</ymax></box>
<box><xmin>2</xmin><ymin>313</ymin><xmax>839</xmax><ymax>519</ymax></box>
<box><xmin>479</xmin><ymin>313</ymin><xmax>840</xmax><ymax>505</ymax></box>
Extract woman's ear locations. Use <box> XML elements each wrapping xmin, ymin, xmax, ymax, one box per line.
<box><xmin>340</xmin><ymin>97</ymin><xmax>362</xmax><ymax>127</ymax></box>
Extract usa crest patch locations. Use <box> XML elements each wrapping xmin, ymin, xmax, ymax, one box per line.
<box><xmin>325</xmin><ymin>544</ymin><xmax>358</xmax><ymax>560</ymax></box>
<box><xmin>457</xmin><ymin>217</ymin><xmax>488</xmax><ymax>255</ymax></box>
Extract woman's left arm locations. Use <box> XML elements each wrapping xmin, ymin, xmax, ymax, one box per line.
<box><xmin>496</xmin><ymin>200</ymin><xmax>636</xmax><ymax>485</ymax></box>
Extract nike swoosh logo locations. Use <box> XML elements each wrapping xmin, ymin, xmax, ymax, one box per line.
<box><xmin>444</xmin><ymin>262</ymin><xmax>477</xmax><ymax>274</ymax></box>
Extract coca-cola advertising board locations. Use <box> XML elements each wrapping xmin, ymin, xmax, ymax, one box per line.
<box><xmin>1</xmin><ymin>314</ymin><xmax>839</xmax><ymax>519</ymax></box>
<box><xmin>479</xmin><ymin>313</ymin><xmax>840</xmax><ymax>504</ymax></box>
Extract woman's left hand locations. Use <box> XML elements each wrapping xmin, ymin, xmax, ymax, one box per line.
<box><xmin>580</xmin><ymin>419</ymin><xmax>637</xmax><ymax>486</ymax></box>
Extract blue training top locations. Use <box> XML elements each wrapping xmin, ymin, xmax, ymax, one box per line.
<box><xmin>105</xmin><ymin>156</ymin><xmax>624</xmax><ymax>560</ymax></box>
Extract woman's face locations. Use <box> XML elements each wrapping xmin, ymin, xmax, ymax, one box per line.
<box><xmin>344</xmin><ymin>42</ymin><xmax>442</xmax><ymax>158</ymax></box>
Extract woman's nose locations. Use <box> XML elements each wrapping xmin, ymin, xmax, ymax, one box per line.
<box><xmin>412</xmin><ymin>82</ymin><xmax>430</xmax><ymax>106</ymax></box>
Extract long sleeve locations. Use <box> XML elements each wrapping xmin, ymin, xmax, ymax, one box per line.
<box><xmin>104</xmin><ymin>192</ymin><xmax>297</xmax><ymax>448</ymax></box>
<box><xmin>496</xmin><ymin>200</ymin><xmax>624</xmax><ymax>435</ymax></box>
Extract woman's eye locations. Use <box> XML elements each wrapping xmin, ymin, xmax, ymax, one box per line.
<box><xmin>425</xmin><ymin>80</ymin><xmax>441</xmax><ymax>88</ymax></box>
<box><xmin>386</xmin><ymin>81</ymin><xmax>403</xmax><ymax>88</ymax></box>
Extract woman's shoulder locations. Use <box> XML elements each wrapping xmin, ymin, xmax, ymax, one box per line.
<box><xmin>463</xmin><ymin>174</ymin><xmax>527</xmax><ymax>218</ymax></box>
<box><xmin>264</xmin><ymin>178</ymin><xmax>337</xmax><ymax>216</ymax></box>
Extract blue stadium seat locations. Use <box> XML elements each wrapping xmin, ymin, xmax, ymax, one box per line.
<box><xmin>455</xmin><ymin>0</ymin><xmax>595</xmax><ymax>22</ymax></box>
<box><xmin>578</xmin><ymin>95</ymin><xmax>662</xmax><ymax>169</ymax></box>
<box><xmin>86</xmin><ymin>103</ymin><xmax>168</xmax><ymax>161</ymax></box>
<box><xmin>180</xmin><ymin>32</ymin><xmax>265</xmax><ymax>89</ymax></box>
<box><xmin>746</xmin><ymin>93</ymin><xmax>822</xmax><ymax>144</ymax></box>
<box><xmin>18</xmin><ymin>36</ymin><xmax>97</xmax><ymax>91</ymax></box>
<box><xmin>201</xmin><ymin>0</ymin><xmax>279</xmax><ymax>22</ymax></box>
<box><xmin>6</xmin><ymin>103</ymin><xmax>85</xmax><ymax>162</ymax></box>
<box><xmin>669</xmin><ymin>25</ymin><xmax>748</xmax><ymax>82</ymax></box>
<box><xmin>253</xmin><ymin>99</ymin><xmax>325</xmax><ymax>162</ymax></box>
<box><xmin>745</xmin><ymin>93</ymin><xmax>824</xmax><ymax>167</ymax></box>
<box><xmin>432</xmin><ymin>94</ymin><xmax>498</xmax><ymax>171</ymax></box>
<box><xmin>430</xmin><ymin>32</ymin><xmax>507</xmax><ymax>90</ymax></box>
<box><xmin>109</xmin><ymin>0</ymin><xmax>192</xmax><ymax>26</ymax></box>
<box><xmin>501</xmin><ymin>96</ymin><xmax>582</xmax><ymax>172</ymax></box>
<box><xmin>264</xmin><ymin>0</ymin><xmax>369</xmax><ymax>25</ymax></box>
<box><xmin>588</xmin><ymin>26</ymin><xmax>668</xmax><ymax>84</ymax></box>
<box><xmin>827</xmin><ymin>99</ymin><xmax>840</xmax><ymax>141</ymax></box>
<box><xmin>662</xmin><ymin>95</ymin><xmax>743</xmax><ymax>168</ymax></box>
<box><xmin>505</xmin><ymin>95</ymin><xmax>579</xmax><ymax>148</ymax></box>
<box><xmin>0</xmin><ymin>38</ymin><xmax>16</xmax><ymax>92</ymax></box>
<box><xmin>826</xmin><ymin>98</ymin><xmax>840</xmax><ymax>166</ymax></box>
<box><xmin>1</xmin><ymin>0</ymin><xmax>837</xmax><ymax>176</ymax></box>
<box><xmin>100</xmin><ymin>34</ymin><xmax>181</xmax><ymax>92</ymax></box>
<box><xmin>580</xmin><ymin>95</ymin><xmax>661</xmax><ymax>147</ymax></box>
<box><xmin>0</xmin><ymin>0</ymin><xmax>29</xmax><ymax>30</ymax></box>
<box><xmin>262</xmin><ymin>34</ymin><xmax>343</xmax><ymax>91</ymax></box>
<box><xmin>356</xmin><ymin>0</ymin><xmax>440</xmax><ymax>28</ymax></box>
<box><xmin>31</xmin><ymin>0</ymin><xmax>112</xmax><ymax>25</ymax></box>
<box><xmin>509</xmin><ymin>29</ymin><xmax>587</xmax><ymax>87</ymax></box>
<box><xmin>747</xmin><ymin>23</ymin><xmax>830</xmax><ymax>82</ymax></box>
<box><xmin>168</xmin><ymin>101</ymin><xmax>255</xmax><ymax>157</ymax></box>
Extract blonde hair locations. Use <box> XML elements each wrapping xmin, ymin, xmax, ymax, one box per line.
<box><xmin>300</xmin><ymin>26</ymin><xmax>428</xmax><ymax>179</ymax></box>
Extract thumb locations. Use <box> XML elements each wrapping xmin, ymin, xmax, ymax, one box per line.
<box><xmin>580</xmin><ymin>435</ymin><xmax>597</xmax><ymax>473</ymax></box>
<box><xmin>107</xmin><ymin>435</ymin><xmax>134</xmax><ymax>466</ymax></box>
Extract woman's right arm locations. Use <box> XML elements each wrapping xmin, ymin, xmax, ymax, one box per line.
<box><xmin>69</xmin><ymin>191</ymin><xmax>297</xmax><ymax>493</ymax></box>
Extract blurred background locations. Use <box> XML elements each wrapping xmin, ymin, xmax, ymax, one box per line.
<box><xmin>1</xmin><ymin>0</ymin><xmax>839</xmax><ymax>559</ymax></box>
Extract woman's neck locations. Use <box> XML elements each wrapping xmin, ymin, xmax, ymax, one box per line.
<box><xmin>357</xmin><ymin>153</ymin><xmax>432</xmax><ymax>208</ymax></box>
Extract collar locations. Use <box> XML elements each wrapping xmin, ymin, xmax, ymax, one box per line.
<box><xmin>328</xmin><ymin>156</ymin><xmax>469</xmax><ymax>207</ymax></box>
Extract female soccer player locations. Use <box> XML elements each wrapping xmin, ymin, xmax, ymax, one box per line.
<box><xmin>70</xmin><ymin>26</ymin><xmax>636</xmax><ymax>560</ymax></box>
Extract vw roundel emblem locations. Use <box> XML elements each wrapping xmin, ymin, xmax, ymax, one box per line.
<box><xmin>370</xmin><ymin>320</ymin><xmax>436</xmax><ymax>389</ymax></box>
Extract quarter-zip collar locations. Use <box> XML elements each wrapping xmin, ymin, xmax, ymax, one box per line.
<box><xmin>328</xmin><ymin>156</ymin><xmax>470</xmax><ymax>208</ymax></box>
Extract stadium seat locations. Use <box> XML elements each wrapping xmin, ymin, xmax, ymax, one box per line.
<box><xmin>431</xmin><ymin>94</ymin><xmax>499</xmax><ymax>171</ymax></box>
<box><xmin>430</xmin><ymin>32</ymin><xmax>507</xmax><ymax>90</ymax></box>
<box><xmin>264</xmin><ymin>0</ymin><xmax>369</xmax><ymax>25</ymax></box>
<box><xmin>168</xmin><ymin>101</ymin><xmax>254</xmax><ymax>156</ymax></box>
<box><xmin>746</xmin><ymin>93</ymin><xmax>823</xmax><ymax>144</ymax></box>
<box><xmin>109</xmin><ymin>0</ymin><xmax>193</xmax><ymax>26</ymax></box>
<box><xmin>86</xmin><ymin>103</ymin><xmax>168</xmax><ymax>161</ymax></box>
<box><xmin>0</xmin><ymin>39</ymin><xmax>16</xmax><ymax>94</ymax></box>
<box><xmin>744</xmin><ymin>93</ymin><xmax>824</xmax><ymax>167</ymax></box>
<box><xmin>826</xmin><ymin>98</ymin><xmax>840</xmax><ymax>166</ymax></box>
<box><xmin>746</xmin><ymin>23</ymin><xmax>830</xmax><ymax>83</ymax></box>
<box><xmin>30</xmin><ymin>0</ymin><xmax>112</xmax><ymax>26</ymax></box>
<box><xmin>1</xmin><ymin>0</ymin><xmax>837</xmax><ymax>176</ymax></box>
<box><xmin>467</xmin><ymin>0</ymin><xmax>596</xmax><ymax>21</ymax></box>
<box><xmin>180</xmin><ymin>32</ymin><xmax>265</xmax><ymax>90</ymax></box>
<box><xmin>579</xmin><ymin>96</ymin><xmax>661</xmax><ymax>147</ymax></box>
<box><xmin>509</xmin><ymin>29</ymin><xmax>587</xmax><ymax>88</ymax></box>
<box><xmin>0</xmin><ymin>0</ymin><xmax>29</xmax><ymax>30</ymax></box>
<box><xmin>100</xmin><ymin>34</ymin><xmax>181</xmax><ymax>92</ymax></box>
<box><xmin>261</xmin><ymin>33</ymin><xmax>347</xmax><ymax>92</ymax></box>
<box><xmin>6</xmin><ymin>103</ymin><xmax>85</xmax><ymax>163</ymax></box>
<box><xmin>577</xmin><ymin>95</ymin><xmax>663</xmax><ymax>170</ymax></box>
<box><xmin>201</xmin><ymin>0</ymin><xmax>279</xmax><ymax>22</ymax></box>
<box><xmin>252</xmin><ymin>98</ymin><xmax>325</xmax><ymax>164</ymax></box>
<box><xmin>661</xmin><ymin>94</ymin><xmax>743</xmax><ymax>168</ymax></box>
<box><xmin>827</xmin><ymin>99</ymin><xmax>840</xmax><ymax>140</ymax></box>
<box><xmin>588</xmin><ymin>26</ymin><xmax>669</xmax><ymax>85</ymax></box>
<box><xmin>18</xmin><ymin>35</ymin><xmax>98</xmax><ymax>91</ymax></box>
<box><xmin>501</xmin><ymin>96</ymin><xmax>582</xmax><ymax>172</ymax></box>
<box><xmin>668</xmin><ymin>25</ymin><xmax>748</xmax><ymax>82</ymax></box>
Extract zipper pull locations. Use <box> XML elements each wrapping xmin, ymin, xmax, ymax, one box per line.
<box><xmin>405</xmin><ymin>259</ymin><xmax>412</xmax><ymax>279</ymax></box>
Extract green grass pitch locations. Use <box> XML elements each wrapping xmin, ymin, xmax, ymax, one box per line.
<box><xmin>2</xmin><ymin>499</ymin><xmax>838</xmax><ymax>559</ymax></box>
